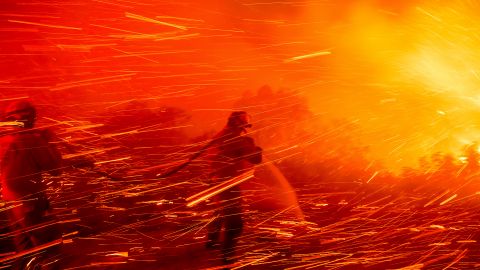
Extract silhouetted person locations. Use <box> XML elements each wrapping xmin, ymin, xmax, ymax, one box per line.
<box><xmin>0</xmin><ymin>101</ymin><xmax>80</xmax><ymax>269</ymax></box>
<box><xmin>206</xmin><ymin>111</ymin><xmax>262</xmax><ymax>265</ymax></box>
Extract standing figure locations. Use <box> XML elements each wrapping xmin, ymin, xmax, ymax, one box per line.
<box><xmin>0</xmin><ymin>101</ymin><xmax>63</xmax><ymax>269</ymax></box>
<box><xmin>206</xmin><ymin>111</ymin><xmax>262</xmax><ymax>265</ymax></box>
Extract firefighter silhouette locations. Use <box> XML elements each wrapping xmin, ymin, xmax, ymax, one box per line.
<box><xmin>1</xmin><ymin>101</ymin><xmax>66</xmax><ymax>269</ymax></box>
<box><xmin>1</xmin><ymin>100</ymin><xmax>62</xmax><ymax>241</ymax></box>
<box><xmin>206</xmin><ymin>111</ymin><xmax>262</xmax><ymax>265</ymax></box>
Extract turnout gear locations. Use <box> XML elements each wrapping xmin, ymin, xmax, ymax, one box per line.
<box><xmin>1</xmin><ymin>101</ymin><xmax>62</xmax><ymax>269</ymax></box>
<box><xmin>206</xmin><ymin>112</ymin><xmax>262</xmax><ymax>265</ymax></box>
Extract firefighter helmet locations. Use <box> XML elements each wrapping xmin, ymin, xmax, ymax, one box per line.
<box><xmin>227</xmin><ymin>111</ymin><xmax>252</xmax><ymax>129</ymax></box>
<box><xmin>3</xmin><ymin>100</ymin><xmax>37</xmax><ymax>128</ymax></box>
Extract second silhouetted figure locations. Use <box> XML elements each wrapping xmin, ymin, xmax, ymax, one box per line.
<box><xmin>206</xmin><ymin>111</ymin><xmax>262</xmax><ymax>265</ymax></box>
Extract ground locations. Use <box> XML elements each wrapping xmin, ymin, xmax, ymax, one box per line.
<box><xmin>3</xmin><ymin>177</ymin><xmax>480</xmax><ymax>269</ymax></box>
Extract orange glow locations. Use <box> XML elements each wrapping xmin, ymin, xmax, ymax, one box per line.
<box><xmin>299</xmin><ymin>1</ymin><xmax>480</xmax><ymax>171</ymax></box>
<box><xmin>4</xmin><ymin>2</ymin><xmax>480</xmax><ymax>268</ymax></box>
<box><xmin>4</xmin><ymin>1</ymin><xmax>480</xmax><ymax>172</ymax></box>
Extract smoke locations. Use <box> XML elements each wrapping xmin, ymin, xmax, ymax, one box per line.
<box><xmin>2</xmin><ymin>0</ymin><xmax>480</xmax><ymax>172</ymax></box>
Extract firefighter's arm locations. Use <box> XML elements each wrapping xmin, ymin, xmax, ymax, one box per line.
<box><xmin>242</xmin><ymin>136</ymin><xmax>262</xmax><ymax>164</ymax></box>
<box><xmin>43</xmin><ymin>130</ymin><xmax>95</xmax><ymax>170</ymax></box>
<box><xmin>34</xmin><ymin>129</ymin><xmax>63</xmax><ymax>175</ymax></box>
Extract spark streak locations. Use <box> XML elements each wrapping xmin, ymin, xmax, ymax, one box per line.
<box><xmin>125</xmin><ymin>12</ymin><xmax>188</xmax><ymax>30</ymax></box>
<box><xmin>7</xmin><ymin>20</ymin><xmax>82</xmax><ymax>30</ymax></box>
<box><xmin>186</xmin><ymin>171</ymin><xmax>254</xmax><ymax>207</ymax></box>
<box><xmin>284</xmin><ymin>51</ymin><xmax>332</xmax><ymax>62</ymax></box>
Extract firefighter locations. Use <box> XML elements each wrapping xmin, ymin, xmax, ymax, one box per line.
<box><xmin>206</xmin><ymin>111</ymin><xmax>262</xmax><ymax>265</ymax></box>
<box><xmin>1</xmin><ymin>101</ymin><xmax>68</xmax><ymax>269</ymax></box>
